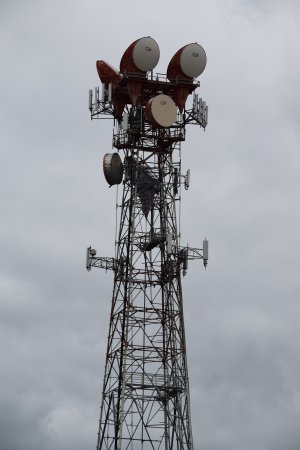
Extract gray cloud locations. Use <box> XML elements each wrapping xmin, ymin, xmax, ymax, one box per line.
<box><xmin>1</xmin><ymin>1</ymin><xmax>300</xmax><ymax>449</ymax></box>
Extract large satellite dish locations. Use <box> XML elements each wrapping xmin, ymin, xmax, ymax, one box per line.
<box><xmin>103</xmin><ymin>153</ymin><xmax>124</xmax><ymax>186</ymax></box>
<box><xmin>145</xmin><ymin>94</ymin><xmax>177</xmax><ymax>128</ymax></box>
<box><xmin>167</xmin><ymin>43</ymin><xmax>207</xmax><ymax>80</ymax></box>
<box><xmin>120</xmin><ymin>37</ymin><xmax>160</xmax><ymax>74</ymax></box>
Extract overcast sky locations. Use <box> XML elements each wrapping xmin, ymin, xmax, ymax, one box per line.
<box><xmin>1</xmin><ymin>1</ymin><xmax>300</xmax><ymax>449</ymax></box>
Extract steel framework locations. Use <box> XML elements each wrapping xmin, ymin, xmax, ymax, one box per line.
<box><xmin>87</xmin><ymin>49</ymin><xmax>208</xmax><ymax>450</ymax></box>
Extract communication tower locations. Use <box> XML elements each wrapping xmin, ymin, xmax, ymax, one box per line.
<box><xmin>87</xmin><ymin>37</ymin><xmax>209</xmax><ymax>450</ymax></box>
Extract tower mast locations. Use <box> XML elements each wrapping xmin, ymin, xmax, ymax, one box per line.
<box><xmin>87</xmin><ymin>37</ymin><xmax>209</xmax><ymax>450</ymax></box>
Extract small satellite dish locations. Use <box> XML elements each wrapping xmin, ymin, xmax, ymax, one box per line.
<box><xmin>167</xmin><ymin>43</ymin><xmax>207</xmax><ymax>80</ymax></box>
<box><xmin>103</xmin><ymin>153</ymin><xmax>124</xmax><ymax>186</ymax></box>
<box><xmin>145</xmin><ymin>94</ymin><xmax>177</xmax><ymax>128</ymax></box>
<box><xmin>120</xmin><ymin>37</ymin><xmax>160</xmax><ymax>74</ymax></box>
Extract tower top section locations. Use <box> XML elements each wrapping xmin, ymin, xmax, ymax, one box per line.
<box><xmin>94</xmin><ymin>37</ymin><xmax>207</xmax><ymax>120</ymax></box>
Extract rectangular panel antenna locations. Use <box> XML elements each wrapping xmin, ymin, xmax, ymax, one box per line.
<box><xmin>122</xmin><ymin>113</ymin><xmax>128</xmax><ymax>130</ymax></box>
<box><xmin>184</xmin><ymin>169</ymin><xmax>190</xmax><ymax>190</ymax></box>
<box><xmin>89</xmin><ymin>90</ymin><xmax>93</xmax><ymax>111</ymax></box>
<box><xmin>167</xmin><ymin>233</ymin><xmax>172</xmax><ymax>254</ymax></box>
<box><xmin>204</xmin><ymin>106</ymin><xmax>208</xmax><ymax>125</ymax></box>
<box><xmin>108</xmin><ymin>83</ymin><xmax>112</xmax><ymax>102</ymax></box>
<box><xmin>203</xmin><ymin>239</ymin><xmax>208</xmax><ymax>260</ymax></box>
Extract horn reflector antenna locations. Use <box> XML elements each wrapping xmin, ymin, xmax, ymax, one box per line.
<box><xmin>167</xmin><ymin>43</ymin><xmax>207</xmax><ymax>80</ymax></box>
<box><xmin>120</xmin><ymin>37</ymin><xmax>160</xmax><ymax>74</ymax></box>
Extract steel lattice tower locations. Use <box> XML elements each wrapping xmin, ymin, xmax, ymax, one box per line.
<box><xmin>86</xmin><ymin>37</ymin><xmax>208</xmax><ymax>450</ymax></box>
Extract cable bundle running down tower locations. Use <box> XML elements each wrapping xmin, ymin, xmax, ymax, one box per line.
<box><xmin>87</xmin><ymin>37</ymin><xmax>209</xmax><ymax>450</ymax></box>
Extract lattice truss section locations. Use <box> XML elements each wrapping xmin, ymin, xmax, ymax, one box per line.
<box><xmin>96</xmin><ymin>147</ymin><xmax>193</xmax><ymax>450</ymax></box>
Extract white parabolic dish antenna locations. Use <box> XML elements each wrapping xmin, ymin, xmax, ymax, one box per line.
<box><xmin>132</xmin><ymin>37</ymin><xmax>160</xmax><ymax>72</ymax></box>
<box><xmin>145</xmin><ymin>94</ymin><xmax>177</xmax><ymax>128</ymax></box>
<box><xmin>180</xmin><ymin>43</ymin><xmax>207</xmax><ymax>78</ymax></box>
<box><xmin>103</xmin><ymin>153</ymin><xmax>124</xmax><ymax>186</ymax></box>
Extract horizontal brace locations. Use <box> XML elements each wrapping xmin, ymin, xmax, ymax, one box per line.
<box><xmin>178</xmin><ymin>239</ymin><xmax>208</xmax><ymax>273</ymax></box>
<box><xmin>86</xmin><ymin>246</ymin><xmax>115</xmax><ymax>272</ymax></box>
<box><xmin>178</xmin><ymin>246</ymin><xmax>203</xmax><ymax>260</ymax></box>
<box><xmin>89</xmin><ymin>257</ymin><xmax>115</xmax><ymax>271</ymax></box>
